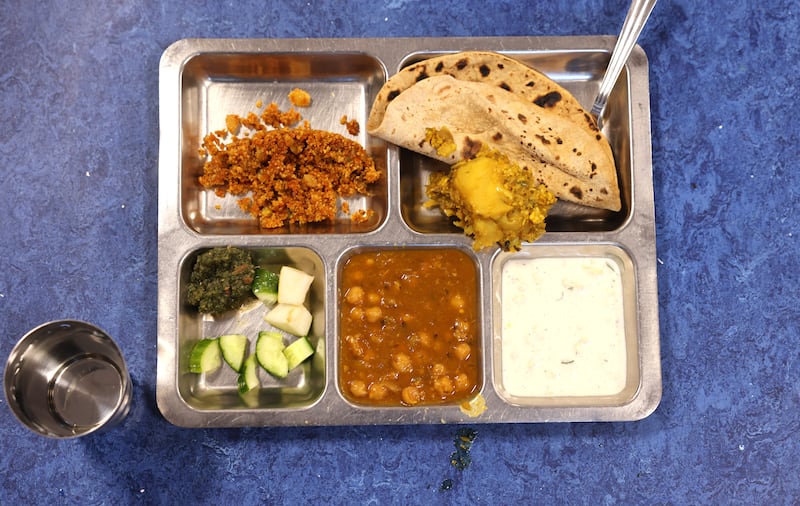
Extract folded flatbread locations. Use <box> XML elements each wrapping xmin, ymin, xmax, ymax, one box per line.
<box><xmin>367</xmin><ymin>52</ymin><xmax>620</xmax><ymax>211</ymax></box>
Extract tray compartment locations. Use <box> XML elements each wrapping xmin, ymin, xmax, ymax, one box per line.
<box><xmin>179</xmin><ymin>51</ymin><xmax>389</xmax><ymax>235</ymax></box>
<box><xmin>334</xmin><ymin>245</ymin><xmax>484</xmax><ymax>408</ymax></box>
<box><xmin>398</xmin><ymin>50</ymin><xmax>632</xmax><ymax>235</ymax></box>
<box><xmin>491</xmin><ymin>243</ymin><xmax>640</xmax><ymax>407</ymax></box>
<box><xmin>176</xmin><ymin>246</ymin><xmax>326</xmax><ymax>411</ymax></box>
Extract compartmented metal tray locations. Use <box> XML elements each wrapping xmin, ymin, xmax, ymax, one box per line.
<box><xmin>157</xmin><ymin>36</ymin><xmax>661</xmax><ymax>427</ymax></box>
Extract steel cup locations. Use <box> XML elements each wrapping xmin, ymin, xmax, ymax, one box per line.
<box><xmin>4</xmin><ymin>320</ymin><xmax>132</xmax><ymax>438</ymax></box>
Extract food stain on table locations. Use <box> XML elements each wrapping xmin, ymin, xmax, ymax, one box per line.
<box><xmin>439</xmin><ymin>427</ymin><xmax>479</xmax><ymax>492</ymax></box>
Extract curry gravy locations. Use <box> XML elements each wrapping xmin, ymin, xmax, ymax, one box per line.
<box><xmin>339</xmin><ymin>248</ymin><xmax>480</xmax><ymax>406</ymax></box>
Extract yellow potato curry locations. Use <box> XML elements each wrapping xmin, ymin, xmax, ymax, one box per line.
<box><xmin>425</xmin><ymin>147</ymin><xmax>556</xmax><ymax>251</ymax></box>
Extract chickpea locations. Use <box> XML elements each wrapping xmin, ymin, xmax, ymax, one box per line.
<box><xmin>433</xmin><ymin>375</ymin><xmax>454</xmax><ymax>396</ymax></box>
<box><xmin>349</xmin><ymin>379</ymin><xmax>367</xmax><ymax>397</ymax></box>
<box><xmin>417</xmin><ymin>331</ymin><xmax>432</xmax><ymax>347</ymax></box>
<box><xmin>364</xmin><ymin>306</ymin><xmax>383</xmax><ymax>323</ymax></box>
<box><xmin>345</xmin><ymin>286</ymin><xmax>365</xmax><ymax>305</ymax></box>
<box><xmin>366</xmin><ymin>291</ymin><xmax>380</xmax><ymax>305</ymax></box>
<box><xmin>452</xmin><ymin>342</ymin><xmax>471</xmax><ymax>361</ymax></box>
<box><xmin>391</xmin><ymin>352</ymin><xmax>413</xmax><ymax>373</ymax></box>
<box><xmin>401</xmin><ymin>386</ymin><xmax>422</xmax><ymax>405</ymax></box>
<box><xmin>345</xmin><ymin>335</ymin><xmax>365</xmax><ymax>358</ymax></box>
<box><xmin>380</xmin><ymin>370</ymin><xmax>400</xmax><ymax>383</ymax></box>
<box><xmin>368</xmin><ymin>382</ymin><xmax>389</xmax><ymax>400</ymax></box>
<box><xmin>450</xmin><ymin>293</ymin><xmax>466</xmax><ymax>311</ymax></box>
<box><xmin>454</xmin><ymin>373</ymin><xmax>470</xmax><ymax>391</ymax></box>
<box><xmin>382</xmin><ymin>379</ymin><xmax>401</xmax><ymax>393</ymax></box>
<box><xmin>349</xmin><ymin>306</ymin><xmax>364</xmax><ymax>321</ymax></box>
<box><xmin>452</xmin><ymin>318</ymin><xmax>471</xmax><ymax>342</ymax></box>
<box><xmin>431</xmin><ymin>363</ymin><xmax>446</xmax><ymax>377</ymax></box>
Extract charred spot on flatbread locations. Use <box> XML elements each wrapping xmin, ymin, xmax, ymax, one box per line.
<box><xmin>435</xmin><ymin>62</ymin><xmax>445</xmax><ymax>72</ymax></box>
<box><xmin>492</xmin><ymin>132</ymin><xmax>503</xmax><ymax>141</ymax></box>
<box><xmin>479</xmin><ymin>64</ymin><xmax>491</xmax><ymax>77</ymax></box>
<box><xmin>570</xmin><ymin>186</ymin><xmax>583</xmax><ymax>200</ymax></box>
<box><xmin>517</xmin><ymin>113</ymin><xmax>528</xmax><ymax>125</ymax></box>
<box><xmin>533</xmin><ymin>91</ymin><xmax>562</xmax><ymax>108</ymax></box>
<box><xmin>456</xmin><ymin>58</ymin><xmax>469</xmax><ymax>70</ymax></box>
<box><xmin>387</xmin><ymin>89</ymin><xmax>401</xmax><ymax>102</ymax></box>
<box><xmin>499</xmin><ymin>82</ymin><xmax>511</xmax><ymax>91</ymax></box>
<box><xmin>461</xmin><ymin>137</ymin><xmax>483</xmax><ymax>159</ymax></box>
<box><xmin>583</xmin><ymin>112</ymin><xmax>599</xmax><ymax>132</ymax></box>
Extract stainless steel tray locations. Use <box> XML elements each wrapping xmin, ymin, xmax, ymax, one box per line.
<box><xmin>157</xmin><ymin>36</ymin><xmax>660</xmax><ymax>427</ymax></box>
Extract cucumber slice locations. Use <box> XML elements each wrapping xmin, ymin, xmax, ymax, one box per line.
<box><xmin>255</xmin><ymin>331</ymin><xmax>289</xmax><ymax>378</ymax></box>
<box><xmin>264</xmin><ymin>303</ymin><xmax>313</xmax><ymax>337</ymax></box>
<box><xmin>237</xmin><ymin>354</ymin><xmax>260</xmax><ymax>394</ymax></box>
<box><xmin>188</xmin><ymin>338</ymin><xmax>221</xmax><ymax>373</ymax></box>
<box><xmin>219</xmin><ymin>334</ymin><xmax>248</xmax><ymax>372</ymax></box>
<box><xmin>277</xmin><ymin>266</ymin><xmax>314</xmax><ymax>305</ymax></box>
<box><xmin>252</xmin><ymin>268</ymin><xmax>280</xmax><ymax>304</ymax></box>
<box><xmin>284</xmin><ymin>336</ymin><xmax>315</xmax><ymax>370</ymax></box>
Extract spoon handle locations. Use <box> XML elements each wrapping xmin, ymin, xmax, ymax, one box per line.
<box><xmin>591</xmin><ymin>0</ymin><xmax>658</xmax><ymax>122</ymax></box>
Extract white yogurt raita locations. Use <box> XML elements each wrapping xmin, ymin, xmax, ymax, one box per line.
<box><xmin>501</xmin><ymin>256</ymin><xmax>627</xmax><ymax>397</ymax></box>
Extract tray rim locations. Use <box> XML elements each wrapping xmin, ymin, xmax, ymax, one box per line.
<box><xmin>157</xmin><ymin>35</ymin><xmax>660</xmax><ymax>427</ymax></box>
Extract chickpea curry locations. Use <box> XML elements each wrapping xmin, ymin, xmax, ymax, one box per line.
<box><xmin>338</xmin><ymin>248</ymin><xmax>480</xmax><ymax>406</ymax></box>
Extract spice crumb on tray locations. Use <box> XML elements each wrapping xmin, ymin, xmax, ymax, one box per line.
<box><xmin>288</xmin><ymin>87</ymin><xmax>312</xmax><ymax>107</ymax></box>
<box><xmin>198</xmin><ymin>101</ymin><xmax>380</xmax><ymax>229</ymax></box>
<box><xmin>339</xmin><ymin>115</ymin><xmax>360</xmax><ymax>136</ymax></box>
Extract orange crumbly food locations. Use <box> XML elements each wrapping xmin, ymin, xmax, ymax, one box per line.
<box><xmin>351</xmin><ymin>209</ymin><xmax>373</xmax><ymax>224</ymax></box>
<box><xmin>339</xmin><ymin>115</ymin><xmax>360</xmax><ymax>136</ymax></box>
<box><xmin>288</xmin><ymin>88</ymin><xmax>312</xmax><ymax>107</ymax></box>
<box><xmin>225</xmin><ymin>114</ymin><xmax>241</xmax><ymax>135</ymax></box>
<box><xmin>199</xmin><ymin>102</ymin><xmax>380</xmax><ymax>229</ymax></box>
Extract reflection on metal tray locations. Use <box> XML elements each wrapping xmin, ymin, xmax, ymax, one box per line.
<box><xmin>157</xmin><ymin>36</ymin><xmax>660</xmax><ymax>427</ymax></box>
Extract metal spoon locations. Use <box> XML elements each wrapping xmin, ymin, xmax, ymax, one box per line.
<box><xmin>591</xmin><ymin>0</ymin><xmax>658</xmax><ymax>126</ymax></box>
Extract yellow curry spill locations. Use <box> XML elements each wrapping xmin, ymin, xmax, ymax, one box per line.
<box><xmin>459</xmin><ymin>393</ymin><xmax>487</xmax><ymax>417</ymax></box>
<box><xmin>424</xmin><ymin>145</ymin><xmax>556</xmax><ymax>251</ymax></box>
<box><xmin>424</xmin><ymin>126</ymin><xmax>457</xmax><ymax>157</ymax></box>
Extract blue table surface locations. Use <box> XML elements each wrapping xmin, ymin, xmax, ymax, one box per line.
<box><xmin>1</xmin><ymin>0</ymin><xmax>798</xmax><ymax>503</ymax></box>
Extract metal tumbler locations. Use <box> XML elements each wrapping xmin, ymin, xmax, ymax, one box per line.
<box><xmin>4</xmin><ymin>320</ymin><xmax>132</xmax><ymax>438</ymax></box>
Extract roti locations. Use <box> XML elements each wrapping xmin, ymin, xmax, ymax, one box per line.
<box><xmin>367</xmin><ymin>51</ymin><xmax>599</xmax><ymax>134</ymax></box>
<box><xmin>368</xmin><ymin>73</ymin><xmax>621</xmax><ymax>211</ymax></box>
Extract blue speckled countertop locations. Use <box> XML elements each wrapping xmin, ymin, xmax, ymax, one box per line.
<box><xmin>1</xmin><ymin>0</ymin><xmax>798</xmax><ymax>503</ymax></box>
